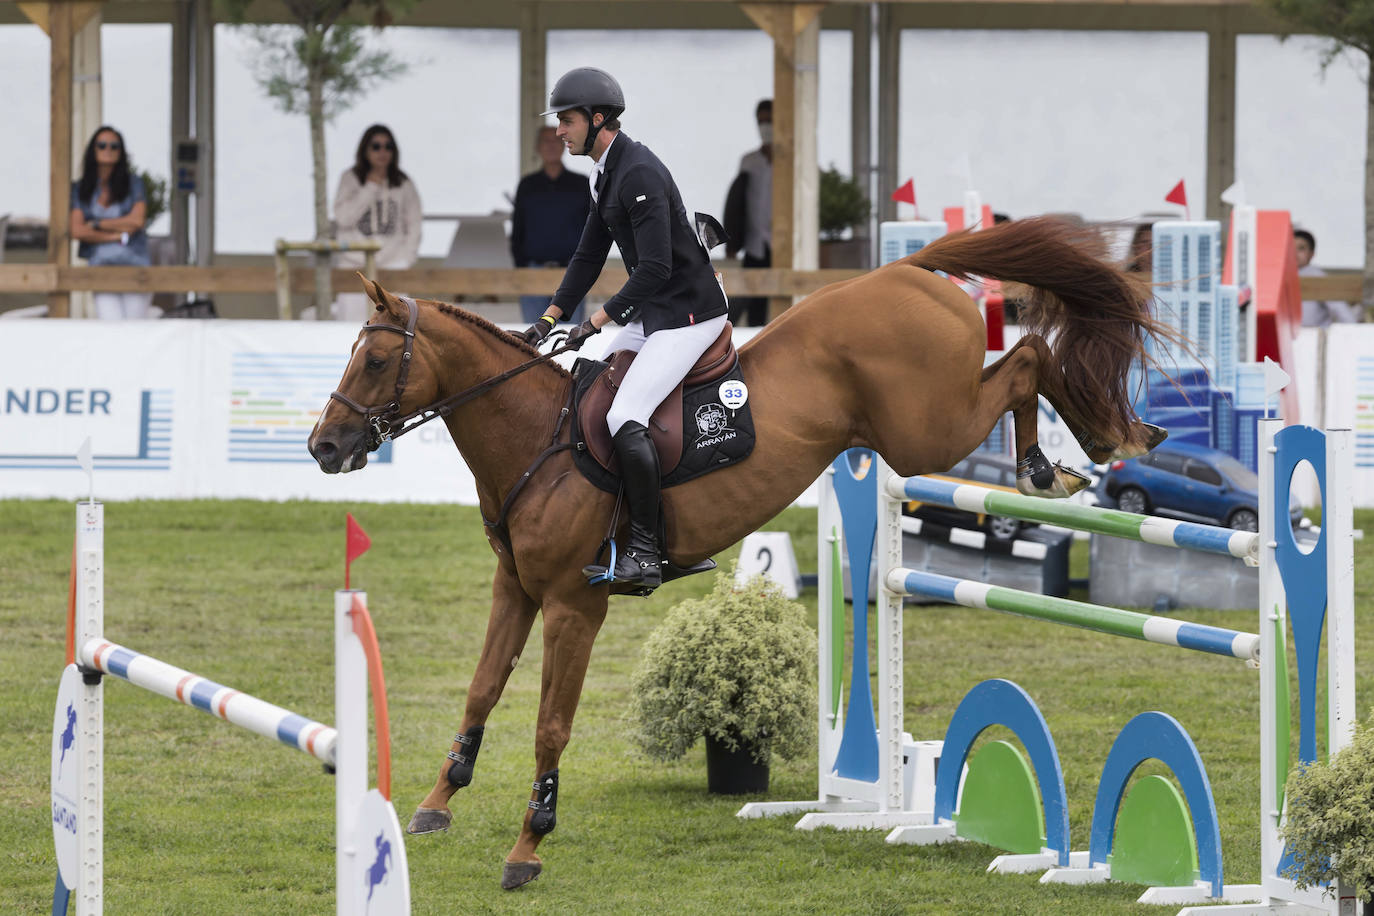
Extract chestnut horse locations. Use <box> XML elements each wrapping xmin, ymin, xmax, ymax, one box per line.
<box><xmin>307</xmin><ymin>217</ymin><xmax>1170</xmax><ymax>889</ymax></box>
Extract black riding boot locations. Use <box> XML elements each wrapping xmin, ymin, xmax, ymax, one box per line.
<box><xmin>605</xmin><ymin>421</ymin><xmax>663</xmax><ymax>587</ymax></box>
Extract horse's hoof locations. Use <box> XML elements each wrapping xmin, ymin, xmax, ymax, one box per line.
<box><xmin>1016</xmin><ymin>465</ymin><xmax>1091</xmax><ymax>499</ymax></box>
<box><xmin>501</xmin><ymin>860</ymin><xmax>542</xmax><ymax>890</ymax></box>
<box><xmin>1078</xmin><ymin>423</ymin><xmax>1169</xmax><ymax>463</ymax></box>
<box><xmin>1108</xmin><ymin>423</ymin><xmax>1170</xmax><ymax>461</ymax></box>
<box><xmin>406</xmin><ymin>807</ymin><xmax>452</xmax><ymax>835</ymax></box>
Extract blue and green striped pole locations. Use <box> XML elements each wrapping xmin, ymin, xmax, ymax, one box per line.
<box><xmin>890</xmin><ymin>476</ymin><xmax>1258</xmax><ymax>563</ymax></box>
<box><xmin>887</xmin><ymin>567</ymin><xmax>1260</xmax><ymax>662</ymax></box>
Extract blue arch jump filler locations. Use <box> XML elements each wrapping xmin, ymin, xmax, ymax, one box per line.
<box><xmin>932</xmin><ymin>679</ymin><xmax>1070</xmax><ymax>866</ymax></box>
<box><xmin>830</xmin><ymin>449</ymin><xmax>880</xmax><ymax>783</ymax></box>
<box><xmin>1089</xmin><ymin>711</ymin><xmax>1224</xmax><ymax>898</ymax></box>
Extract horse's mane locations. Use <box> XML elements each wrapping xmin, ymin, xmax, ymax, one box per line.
<box><xmin>427</xmin><ymin>299</ymin><xmax>572</xmax><ymax>380</ymax></box>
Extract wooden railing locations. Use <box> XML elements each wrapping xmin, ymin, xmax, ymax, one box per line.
<box><xmin>0</xmin><ymin>264</ymin><xmax>1363</xmax><ymax>307</ymax></box>
<box><xmin>0</xmin><ymin>265</ymin><xmax>867</xmax><ymax>299</ymax></box>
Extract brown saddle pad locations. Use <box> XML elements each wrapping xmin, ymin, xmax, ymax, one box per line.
<box><xmin>580</xmin><ymin>321</ymin><xmax>737</xmax><ymax>476</ymax></box>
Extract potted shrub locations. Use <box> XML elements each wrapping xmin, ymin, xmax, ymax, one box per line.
<box><xmin>818</xmin><ymin>165</ymin><xmax>871</xmax><ymax>269</ymax></box>
<box><xmin>1280</xmin><ymin>717</ymin><xmax>1374</xmax><ymax>905</ymax></box>
<box><xmin>627</xmin><ymin>569</ymin><xmax>814</xmax><ymax>794</ymax></box>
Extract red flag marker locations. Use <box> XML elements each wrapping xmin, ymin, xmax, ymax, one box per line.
<box><xmin>891</xmin><ymin>178</ymin><xmax>916</xmax><ymax>206</ymax></box>
<box><xmin>1165</xmin><ymin>179</ymin><xmax>1189</xmax><ymax>219</ymax></box>
<box><xmin>345</xmin><ymin>513</ymin><xmax>372</xmax><ymax>590</ymax></box>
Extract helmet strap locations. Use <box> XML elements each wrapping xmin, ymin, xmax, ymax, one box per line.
<box><xmin>581</xmin><ymin>109</ymin><xmax>605</xmax><ymax>157</ymax></box>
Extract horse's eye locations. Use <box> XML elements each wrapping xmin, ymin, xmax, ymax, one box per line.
<box><xmin>366</xmin><ymin>357</ymin><xmax>386</xmax><ymax>371</ymax></box>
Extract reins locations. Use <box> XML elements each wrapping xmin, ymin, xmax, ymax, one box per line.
<box><xmin>328</xmin><ymin>296</ymin><xmax>581</xmax><ymax>451</ymax></box>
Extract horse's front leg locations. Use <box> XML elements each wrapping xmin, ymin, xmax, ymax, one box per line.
<box><xmin>408</xmin><ymin>561</ymin><xmax>537</xmax><ymax>834</ymax></box>
<box><xmin>501</xmin><ymin>592</ymin><xmax>608</xmax><ymax>890</ymax></box>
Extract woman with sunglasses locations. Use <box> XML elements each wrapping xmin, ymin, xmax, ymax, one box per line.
<box><xmin>69</xmin><ymin>126</ymin><xmax>152</xmax><ymax>319</ymax></box>
<box><xmin>332</xmin><ymin>124</ymin><xmax>423</xmax><ymax>321</ymax></box>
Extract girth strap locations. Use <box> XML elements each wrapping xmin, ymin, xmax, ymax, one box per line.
<box><xmin>482</xmin><ymin>389</ymin><xmax>576</xmax><ymax>555</ymax></box>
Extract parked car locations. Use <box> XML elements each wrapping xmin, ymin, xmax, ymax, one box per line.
<box><xmin>1101</xmin><ymin>441</ymin><xmax>1303</xmax><ymax>531</ymax></box>
<box><xmin>906</xmin><ymin>450</ymin><xmax>1034</xmax><ymax>541</ymax></box>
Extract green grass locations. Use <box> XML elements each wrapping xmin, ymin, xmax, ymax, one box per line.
<box><xmin>4</xmin><ymin>499</ymin><xmax>1373</xmax><ymax>914</ymax></box>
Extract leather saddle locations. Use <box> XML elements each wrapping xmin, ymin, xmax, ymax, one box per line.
<box><xmin>579</xmin><ymin>321</ymin><xmax>737</xmax><ymax>475</ymax></box>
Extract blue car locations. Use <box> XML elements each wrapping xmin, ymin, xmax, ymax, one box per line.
<box><xmin>1102</xmin><ymin>441</ymin><xmax>1303</xmax><ymax>531</ymax></box>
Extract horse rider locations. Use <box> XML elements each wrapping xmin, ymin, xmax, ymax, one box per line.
<box><xmin>521</xmin><ymin>67</ymin><xmax>729</xmax><ymax>589</ymax></box>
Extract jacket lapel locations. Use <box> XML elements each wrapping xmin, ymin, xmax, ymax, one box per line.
<box><xmin>596</xmin><ymin>132</ymin><xmax>631</xmax><ymax>218</ymax></box>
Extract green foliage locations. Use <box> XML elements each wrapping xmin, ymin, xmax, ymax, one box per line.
<box><xmin>1280</xmin><ymin>713</ymin><xmax>1374</xmax><ymax>899</ymax></box>
<box><xmin>819</xmin><ymin>164</ymin><xmax>871</xmax><ymax>241</ymax></box>
<box><xmin>138</xmin><ymin>169</ymin><xmax>168</xmax><ymax>227</ymax></box>
<box><xmin>628</xmin><ymin>569</ymin><xmax>815</xmax><ymax>764</ymax></box>
<box><xmin>239</xmin><ymin>22</ymin><xmax>408</xmax><ymax>121</ymax></box>
<box><xmin>1259</xmin><ymin>0</ymin><xmax>1374</xmax><ymax>61</ymax></box>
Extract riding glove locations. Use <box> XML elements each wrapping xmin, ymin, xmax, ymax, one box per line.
<box><xmin>564</xmin><ymin>320</ymin><xmax>600</xmax><ymax>351</ymax></box>
<box><xmin>521</xmin><ymin>315</ymin><xmax>557</xmax><ymax>346</ymax></box>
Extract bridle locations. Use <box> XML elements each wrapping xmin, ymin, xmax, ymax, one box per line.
<box><xmin>327</xmin><ymin>296</ymin><xmax>580</xmax><ymax>452</ymax></box>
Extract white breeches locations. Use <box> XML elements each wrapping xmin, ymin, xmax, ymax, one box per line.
<box><xmin>604</xmin><ymin>314</ymin><xmax>730</xmax><ymax>436</ymax></box>
<box><xmin>94</xmin><ymin>292</ymin><xmax>153</xmax><ymax>320</ymax></box>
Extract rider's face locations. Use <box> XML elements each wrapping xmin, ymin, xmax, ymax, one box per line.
<box><xmin>555</xmin><ymin>109</ymin><xmax>602</xmax><ymax>154</ymax></box>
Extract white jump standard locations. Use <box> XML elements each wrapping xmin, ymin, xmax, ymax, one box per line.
<box><xmin>50</xmin><ymin>500</ymin><xmax>410</xmax><ymax>916</ymax></box>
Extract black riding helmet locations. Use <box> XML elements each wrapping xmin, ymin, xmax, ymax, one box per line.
<box><xmin>540</xmin><ymin>67</ymin><xmax>625</xmax><ymax>155</ymax></box>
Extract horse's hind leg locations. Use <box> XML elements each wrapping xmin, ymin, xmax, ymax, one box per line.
<box><xmin>1029</xmin><ymin>349</ymin><xmax>1168</xmax><ymax>464</ymax></box>
<box><xmin>979</xmin><ymin>337</ymin><xmax>1092</xmax><ymax>498</ymax></box>
<box><xmin>501</xmin><ymin>593</ymin><xmax>607</xmax><ymax>890</ymax></box>
<box><xmin>408</xmin><ymin>563</ymin><xmax>538</xmax><ymax>835</ymax></box>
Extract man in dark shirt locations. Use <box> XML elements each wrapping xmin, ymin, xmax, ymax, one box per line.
<box><xmin>511</xmin><ymin>125</ymin><xmax>591</xmax><ymax>323</ymax></box>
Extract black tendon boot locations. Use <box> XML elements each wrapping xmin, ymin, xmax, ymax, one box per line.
<box><xmin>590</xmin><ymin>421</ymin><xmax>664</xmax><ymax>587</ymax></box>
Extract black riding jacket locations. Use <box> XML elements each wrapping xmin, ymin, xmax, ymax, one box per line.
<box><xmin>550</xmin><ymin>133</ymin><xmax>728</xmax><ymax>334</ymax></box>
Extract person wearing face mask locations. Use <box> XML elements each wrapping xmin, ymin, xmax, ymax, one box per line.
<box><xmin>519</xmin><ymin>67</ymin><xmax>729</xmax><ymax>589</ymax></box>
<box><xmin>722</xmin><ymin>99</ymin><xmax>772</xmax><ymax>327</ymax></box>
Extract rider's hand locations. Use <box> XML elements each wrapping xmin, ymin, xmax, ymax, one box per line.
<box><xmin>521</xmin><ymin>315</ymin><xmax>557</xmax><ymax>346</ymax></box>
<box><xmin>564</xmin><ymin>320</ymin><xmax>600</xmax><ymax>351</ymax></box>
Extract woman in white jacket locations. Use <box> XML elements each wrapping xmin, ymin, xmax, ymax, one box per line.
<box><xmin>332</xmin><ymin>124</ymin><xmax>422</xmax><ymax>320</ymax></box>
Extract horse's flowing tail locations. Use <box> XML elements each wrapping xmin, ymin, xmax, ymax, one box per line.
<box><xmin>908</xmin><ymin>216</ymin><xmax>1169</xmax><ymax>449</ymax></box>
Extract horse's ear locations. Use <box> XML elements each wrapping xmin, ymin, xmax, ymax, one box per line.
<box><xmin>358</xmin><ymin>273</ymin><xmax>407</xmax><ymax>322</ymax></box>
<box><xmin>357</xmin><ymin>272</ymin><xmax>380</xmax><ymax>304</ymax></box>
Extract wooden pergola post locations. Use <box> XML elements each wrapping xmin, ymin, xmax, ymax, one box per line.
<box><xmin>46</xmin><ymin>1</ymin><xmax>74</xmax><ymax>317</ymax></box>
<box><xmin>741</xmin><ymin>1</ymin><xmax>823</xmax><ymax>321</ymax></box>
<box><xmin>876</xmin><ymin>3</ymin><xmax>899</xmax><ymax>224</ymax></box>
<box><xmin>1206</xmin><ymin>10</ymin><xmax>1237</xmax><ymax>223</ymax></box>
<box><xmin>519</xmin><ymin>2</ymin><xmax>548</xmax><ymax>179</ymax></box>
<box><xmin>21</xmin><ymin>0</ymin><xmax>104</xmax><ymax>318</ymax></box>
<box><xmin>851</xmin><ymin>3</ymin><xmax>872</xmax><ymax>263</ymax></box>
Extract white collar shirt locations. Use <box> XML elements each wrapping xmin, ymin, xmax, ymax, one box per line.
<box><xmin>589</xmin><ymin>132</ymin><xmax>618</xmax><ymax>205</ymax></box>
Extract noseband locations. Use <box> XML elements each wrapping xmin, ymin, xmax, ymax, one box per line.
<box><xmin>328</xmin><ymin>296</ymin><xmax>578</xmax><ymax>451</ymax></box>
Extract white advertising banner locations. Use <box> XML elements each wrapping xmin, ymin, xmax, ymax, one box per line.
<box><xmin>0</xmin><ymin>320</ymin><xmax>812</xmax><ymax>505</ymax></box>
<box><xmin>1320</xmin><ymin>324</ymin><xmax>1374</xmax><ymax>506</ymax></box>
<box><xmin>6</xmin><ymin>319</ymin><xmax>1362</xmax><ymax>506</ymax></box>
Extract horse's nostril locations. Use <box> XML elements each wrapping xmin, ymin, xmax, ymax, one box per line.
<box><xmin>312</xmin><ymin>439</ymin><xmax>338</xmax><ymax>462</ymax></box>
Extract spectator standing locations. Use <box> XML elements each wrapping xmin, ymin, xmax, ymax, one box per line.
<box><xmin>1295</xmin><ymin>229</ymin><xmax>1360</xmax><ymax>326</ymax></box>
<box><xmin>723</xmin><ymin>99</ymin><xmax>772</xmax><ymax>326</ymax></box>
<box><xmin>511</xmin><ymin>125</ymin><xmax>591</xmax><ymax>324</ymax></box>
<box><xmin>70</xmin><ymin>126</ymin><xmax>151</xmax><ymax>319</ymax></box>
<box><xmin>332</xmin><ymin>125</ymin><xmax>422</xmax><ymax>321</ymax></box>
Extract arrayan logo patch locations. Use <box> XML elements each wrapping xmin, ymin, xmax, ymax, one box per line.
<box><xmin>694</xmin><ymin>402</ymin><xmax>736</xmax><ymax>449</ymax></box>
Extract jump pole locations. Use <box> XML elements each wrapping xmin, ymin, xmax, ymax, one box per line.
<box><xmin>741</xmin><ymin>420</ymin><xmax>1357</xmax><ymax>914</ymax></box>
<box><xmin>50</xmin><ymin>502</ymin><xmax>409</xmax><ymax>915</ymax></box>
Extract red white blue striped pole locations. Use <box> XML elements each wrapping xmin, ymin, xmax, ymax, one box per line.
<box><xmin>79</xmin><ymin>639</ymin><xmax>338</xmax><ymax>766</ymax></box>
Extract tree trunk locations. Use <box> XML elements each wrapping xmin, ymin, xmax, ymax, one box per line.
<box><xmin>308</xmin><ymin>43</ymin><xmax>332</xmax><ymax>320</ymax></box>
<box><xmin>1365</xmin><ymin>70</ymin><xmax>1374</xmax><ymax>312</ymax></box>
